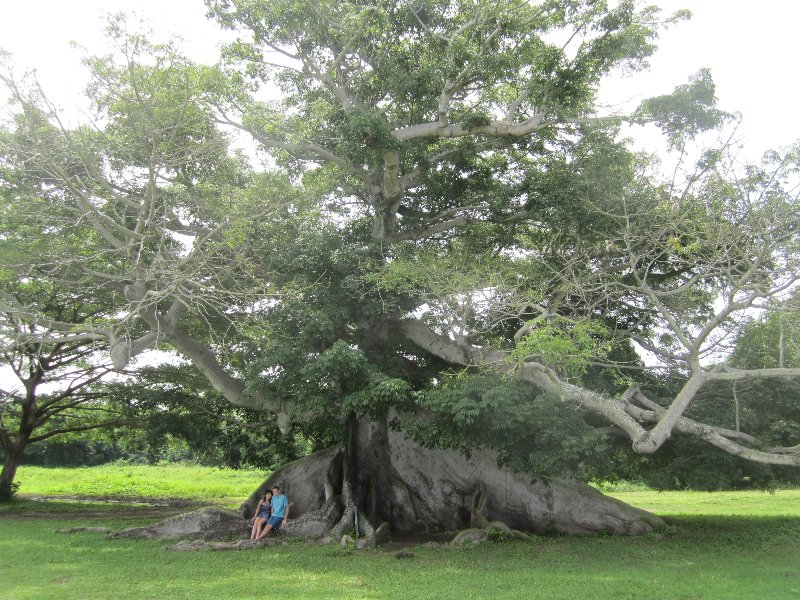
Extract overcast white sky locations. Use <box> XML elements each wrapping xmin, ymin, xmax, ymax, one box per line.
<box><xmin>1</xmin><ymin>0</ymin><xmax>799</xmax><ymax>159</ymax></box>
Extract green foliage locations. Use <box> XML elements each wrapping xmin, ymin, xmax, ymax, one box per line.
<box><xmin>455</xmin><ymin>108</ymin><xmax>493</xmax><ymax>130</ymax></box>
<box><xmin>732</xmin><ymin>310</ymin><xmax>800</xmax><ymax>371</ymax></box>
<box><xmin>336</xmin><ymin>109</ymin><xmax>402</xmax><ymax>165</ymax></box>
<box><xmin>401</xmin><ymin>373</ymin><xmax>612</xmax><ymax>478</ymax></box>
<box><xmin>724</xmin><ymin>310</ymin><xmax>800</xmax><ymax>454</ymax></box>
<box><xmin>18</xmin><ymin>440</ymin><xmax>126</xmax><ymax>468</ymax></box>
<box><xmin>0</xmin><ymin>480</ymin><xmax>20</xmax><ymax>502</ymax></box>
<box><xmin>604</xmin><ymin>370</ymin><xmax>800</xmax><ymax>491</ymax></box>
<box><xmin>512</xmin><ymin>318</ymin><xmax>616</xmax><ymax>375</ymax></box>
<box><xmin>636</xmin><ymin>68</ymin><xmax>730</xmax><ymax>148</ymax></box>
<box><xmin>485</xmin><ymin>528</ymin><xmax>506</xmax><ymax>543</ymax></box>
<box><xmin>106</xmin><ymin>365</ymin><xmax>302</xmax><ymax>469</ymax></box>
<box><xmin>207</xmin><ymin>0</ymin><xmax>676</xmax><ymax>183</ymax></box>
<box><xmin>3</xmin><ymin>0</ymin><xmax>798</xmax><ymax>496</ymax></box>
<box><xmin>276</xmin><ymin>340</ymin><xmax>414</xmax><ymax>420</ymax></box>
<box><xmin>613</xmin><ymin>435</ymin><xmax>790</xmax><ymax>492</ymax></box>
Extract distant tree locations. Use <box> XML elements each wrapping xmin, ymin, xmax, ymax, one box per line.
<box><xmin>106</xmin><ymin>364</ymin><xmax>305</xmax><ymax>468</ymax></box>
<box><xmin>727</xmin><ymin>306</ymin><xmax>800</xmax><ymax>458</ymax></box>
<box><xmin>608</xmin><ymin>304</ymin><xmax>800</xmax><ymax>491</ymax></box>
<box><xmin>0</xmin><ymin>281</ymin><xmax>131</xmax><ymax>500</ymax></box>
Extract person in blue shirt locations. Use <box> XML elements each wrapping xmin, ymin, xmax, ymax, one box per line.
<box><xmin>256</xmin><ymin>485</ymin><xmax>289</xmax><ymax>539</ymax></box>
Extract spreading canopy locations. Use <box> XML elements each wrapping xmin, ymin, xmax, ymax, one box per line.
<box><xmin>1</xmin><ymin>1</ymin><xmax>798</xmax><ymax>480</ymax></box>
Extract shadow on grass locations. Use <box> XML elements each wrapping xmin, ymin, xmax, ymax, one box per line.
<box><xmin>0</xmin><ymin>498</ymin><xmax>203</xmax><ymax>520</ymax></box>
<box><xmin>662</xmin><ymin>514</ymin><xmax>800</xmax><ymax>545</ymax></box>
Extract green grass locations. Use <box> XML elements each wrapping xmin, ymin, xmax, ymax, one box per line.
<box><xmin>608</xmin><ymin>488</ymin><xmax>800</xmax><ymax>516</ymax></box>
<box><xmin>2</xmin><ymin>466</ymin><xmax>799</xmax><ymax>599</ymax></box>
<box><xmin>1</xmin><ymin>516</ymin><xmax>797</xmax><ymax>599</ymax></box>
<box><xmin>13</xmin><ymin>464</ymin><xmax>267</xmax><ymax>506</ymax></box>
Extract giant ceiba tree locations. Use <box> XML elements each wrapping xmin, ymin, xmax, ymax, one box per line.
<box><xmin>1</xmin><ymin>1</ymin><xmax>799</xmax><ymax>539</ymax></box>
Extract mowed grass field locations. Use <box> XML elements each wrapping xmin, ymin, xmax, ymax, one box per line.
<box><xmin>1</xmin><ymin>466</ymin><xmax>798</xmax><ymax>600</ymax></box>
<box><xmin>9</xmin><ymin>464</ymin><xmax>268</xmax><ymax>507</ymax></box>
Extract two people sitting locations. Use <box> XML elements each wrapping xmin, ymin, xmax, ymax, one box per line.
<box><xmin>250</xmin><ymin>485</ymin><xmax>289</xmax><ymax>540</ymax></box>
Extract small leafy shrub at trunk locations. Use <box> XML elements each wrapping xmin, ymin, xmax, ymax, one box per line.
<box><xmin>0</xmin><ymin>480</ymin><xmax>21</xmax><ymax>502</ymax></box>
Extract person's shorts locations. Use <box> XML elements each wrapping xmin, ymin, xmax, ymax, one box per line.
<box><xmin>267</xmin><ymin>515</ymin><xmax>284</xmax><ymax>530</ymax></box>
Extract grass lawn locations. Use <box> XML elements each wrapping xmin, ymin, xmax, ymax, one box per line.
<box><xmin>1</xmin><ymin>466</ymin><xmax>798</xmax><ymax>599</ymax></box>
<box><xmin>12</xmin><ymin>464</ymin><xmax>267</xmax><ymax>507</ymax></box>
<box><xmin>608</xmin><ymin>488</ymin><xmax>800</xmax><ymax>516</ymax></box>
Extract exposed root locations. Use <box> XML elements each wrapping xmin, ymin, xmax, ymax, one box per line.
<box><xmin>168</xmin><ymin>537</ymin><xmax>286</xmax><ymax>552</ymax></box>
<box><xmin>55</xmin><ymin>526</ymin><xmax>113</xmax><ymax>534</ymax></box>
<box><xmin>330</xmin><ymin>481</ymin><xmax>377</xmax><ymax>549</ymax></box>
<box><xmin>330</xmin><ymin>504</ymin><xmax>355</xmax><ymax>541</ymax></box>
<box><xmin>110</xmin><ymin>507</ymin><xmax>245</xmax><ymax>541</ymax></box>
<box><xmin>453</xmin><ymin>491</ymin><xmax>533</xmax><ymax>546</ymax></box>
<box><xmin>469</xmin><ymin>483</ymin><xmax>489</xmax><ymax>529</ymax></box>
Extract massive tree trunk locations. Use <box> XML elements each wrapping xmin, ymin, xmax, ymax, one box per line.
<box><xmin>116</xmin><ymin>412</ymin><xmax>660</xmax><ymax>546</ymax></box>
<box><xmin>242</xmin><ymin>412</ymin><xmax>663</xmax><ymax>541</ymax></box>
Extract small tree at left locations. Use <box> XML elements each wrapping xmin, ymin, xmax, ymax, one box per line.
<box><xmin>0</xmin><ymin>280</ymin><xmax>130</xmax><ymax>501</ymax></box>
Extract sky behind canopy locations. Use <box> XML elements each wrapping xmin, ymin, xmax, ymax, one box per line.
<box><xmin>1</xmin><ymin>0</ymin><xmax>799</xmax><ymax>161</ymax></box>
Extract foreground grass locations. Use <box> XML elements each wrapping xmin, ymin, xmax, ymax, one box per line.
<box><xmin>13</xmin><ymin>464</ymin><xmax>267</xmax><ymax>506</ymax></box>
<box><xmin>1</xmin><ymin>515</ymin><xmax>797</xmax><ymax>600</ymax></box>
<box><xmin>2</xmin><ymin>466</ymin><xmax>798</xmax><ymax>599</ymax></box>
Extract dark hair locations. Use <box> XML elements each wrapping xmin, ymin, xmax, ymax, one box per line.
<box><xmin>264</xmin><ymin>489</ymin><xmax>273</xmax><ymax>497</ymax></box>
<box><xmin>272</xmin><ymin>485</ymin><xmax>281</xmax><ymax>492</ymax></box>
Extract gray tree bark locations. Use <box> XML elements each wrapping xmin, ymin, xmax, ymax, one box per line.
<box><xmin>242</xmin><ymin>414</ymin><xmax>663</xmax><ymax>539</ymax></box>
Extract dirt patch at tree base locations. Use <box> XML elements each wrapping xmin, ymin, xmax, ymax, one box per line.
<box><xmin>380</xmin><ymin>531</ymin><xmax>457</xmax><ymax>549</ymax></box>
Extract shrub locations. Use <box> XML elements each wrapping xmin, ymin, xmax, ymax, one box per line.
<box><xmin>0</xmin><ymin>480</ymin><xmax>21</xmax><ymax>503</ymax></box>
<box><xmin>486</xmin><ymin>528</ymin><xmax>506</xmax><ymax>543</ymax></box>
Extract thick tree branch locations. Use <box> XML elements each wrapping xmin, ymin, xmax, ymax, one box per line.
<box><xmin>399</xmin><ymin>317</ymin><xmax>800</xmax><ymax>466</ymax></box>
<box><xmin>28</xmin><ymin>419</ymin><xmax>135</xmax><ymax>444</ymax></box>
<box><xmin>706</xmin><ymin>366</ymin><xmax>800</xmax><ymax>382</ymax></box>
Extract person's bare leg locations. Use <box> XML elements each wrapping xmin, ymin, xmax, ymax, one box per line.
<box><xmin>256</xmin><ymin>523</ymin><xmax>273</xmax><ymax>540</ymax></box>
<box><xmin>256</xmin><ymin>518</ymin><xmax>267</xmax><ymax>538</ymax></box>
<box><xmin>251</xmin><ymin>518</ymin><xmax>263</xmax><ymax>539</ymax></box>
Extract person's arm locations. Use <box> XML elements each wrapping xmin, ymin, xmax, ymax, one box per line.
<box><xmin>283</xmin><ymin>501</ymin><xmax>289</xmax><ymax>524</ymax></box>
<box><xmin>250</xmin><ymin>501</ymin><xmax>258</xmax><ymax>522</ymax></box>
